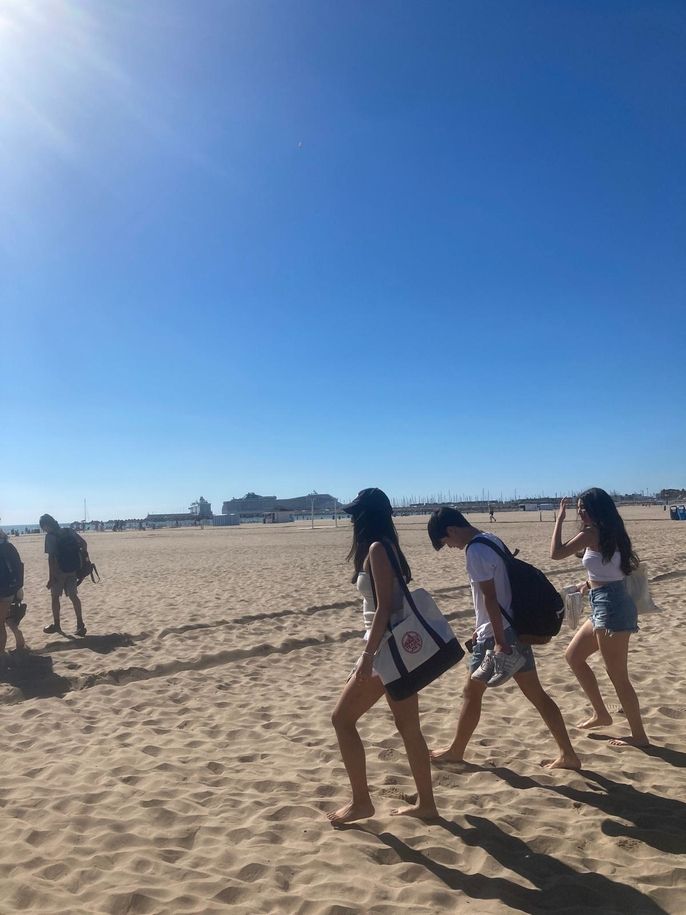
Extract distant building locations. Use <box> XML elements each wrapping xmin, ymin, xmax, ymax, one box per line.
<box><xmin>189</xmin><ymin>497</ymin><xmax>213</xmax><ymax>519</ymax></box>
<box><xmin>264</xmin><ymin>510</ymin><xmax>294</xmax><ymax>523</ymax></box>
<box><xmin>145</xmin><ymin>496</ymin><xmax>213</xmax><ymax>527</ymax></box>
<box><xmin>213</xmin><ymin>514</ymin><xmax>240</xmax><ymax>526</ymax></box>
<box><xmin>222</xmin><ymin>494</ymin><xmax>279</xmax><ymax>517</ymax></box>
<box><xmin>277</xmin><ymin>494</ymin><xmax>343</xmax><ymax>513</ymax></box>
<box><xmin>144</xmin><ymin>513</ymin><xmax>198</xmax><ymax>526</ymax></box>
<box><xmin>222</xmin><ymin>492</ymin><xmax>343</xmax><ymax>518</ymax></box>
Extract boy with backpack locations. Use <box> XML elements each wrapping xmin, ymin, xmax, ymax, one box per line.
<box><xmin>39</xmin><ymin>514</ymin><xmax>88</xmax><ymax>637</ymax></box>
<box><xmin>427</xmin><ymin>508</ymin><xmax>580</xmax><ymax>770</ymax></box>
<box><xmin>0</xmin><ymin>531</ymin><xmax>27</xmax><ymax>655</ymax></box>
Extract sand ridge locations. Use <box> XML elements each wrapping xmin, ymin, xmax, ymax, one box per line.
<box><xmin>0</xmin><ymin>507</ymin><xmax>684</xmax><ymax>913</ymax></box>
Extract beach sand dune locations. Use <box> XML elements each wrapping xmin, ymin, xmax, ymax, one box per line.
<box><xmin>0</xmin><ymin>507</ymin><xmax>683</xmax><ymax>913</ymax></box>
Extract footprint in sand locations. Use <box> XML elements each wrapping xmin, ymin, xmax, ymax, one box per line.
<box><xmin>657</xmin><ymin>706</ymin><xmax>685</xmax><ymax>719</ymax></box>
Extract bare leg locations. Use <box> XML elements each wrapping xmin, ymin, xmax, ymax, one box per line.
<box><xmin>565</xmin><ymin>620</ymin><xmax>612</xmax><ymax>728</ymax></box>
<box><xmin>50</xmin><ymin>590</ymin><xmax>62</xmax><ymax>629</ymax></box>
<box><xmin>515</xmin><ymin>670</ymin><xmax>581</xmax><ymax>769</ymax></box>
<box><xmin>431</xmin><ymin>675</ymin><xmax>487</xmax><ymax>763</ymax></box>
<box><xmin>328</xmin><ymin>673</ymin><xmax>385</xmax><ymax>825</ymax></box>
<box><xmin>0</xmin><ymin>604</ymin><xmax>10</xmax><ymax>663</ymax></box>
<box><xmin>386</xmin><ymin>692</ymin><xmax>437</xmax><ymax>819</ymax></box>
<box><xmin>7</xmin><ymin>621</ymin><xmax>25</xmax><ymax>651</ymax></box>
<box><xmin>596</xmin><ymin>630</ymin><xmax>648</xmax><ymax>747</ymax></box>
<box><xmin>68</xmin><ymin>589</ymin><xmax>85</xmax><ymax>632</ymax></box>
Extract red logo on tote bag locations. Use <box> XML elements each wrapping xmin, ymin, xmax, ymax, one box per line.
<box><xmin>402</xmin><ymin>631</ymin><xmax>423</xmax><ymax>654</ymax></box>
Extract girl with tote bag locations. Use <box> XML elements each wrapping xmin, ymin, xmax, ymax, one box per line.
<box><xmin>328</xmin><ymin>488</ymin><xmax>438</xmax><ymax>827</ymax></box>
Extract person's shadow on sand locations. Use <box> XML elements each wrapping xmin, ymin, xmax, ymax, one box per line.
<box><xmin>42</xmin><ymin>633</ymin><xmax>135</xmax><ymax>656</ymax></box>
<box><xmin>490</xmin><ymin>765</ymin><xmax>686</xmax><ymax>855</ymax></box>
<box><xmin>0</xmin><ymin>634</ymin><xmax>136</xmax><ymax>701</ymax></box>
<box><xmin>0</xmin><ymin>652</ymin><xmax>71</xmax><ymax>700</ymax></box>
<box><xmin>347</xmin><ymin>816</ymin><xmax>666</xmax><ymax>913</ymax></box>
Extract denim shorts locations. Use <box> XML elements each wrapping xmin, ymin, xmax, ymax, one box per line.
<box><xmin>470</xmin><ymin>628</ymin><xmax>536</xmax><ymax>675</ymax></box>
<box><xmin>589</xmin><ymin>579</ymin><xmax>638</xmax><ymax>634</ymax></box>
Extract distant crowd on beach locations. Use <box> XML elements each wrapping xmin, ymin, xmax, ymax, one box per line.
<box><xmin>328</xmin><ymin>486</ymin><xmax>650</xmax><ymax>826</ymax></box>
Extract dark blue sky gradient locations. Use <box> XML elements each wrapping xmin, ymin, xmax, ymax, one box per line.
<box><xmin>2</xmin><ymin>1</ymin><xmax>684</xmax><ymax>521</ymax></box>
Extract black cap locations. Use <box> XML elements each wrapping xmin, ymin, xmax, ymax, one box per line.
<box><xmin>343</xmin><ymin>488</ymin><xmax>393</xmax><ymax>516</ymax></box>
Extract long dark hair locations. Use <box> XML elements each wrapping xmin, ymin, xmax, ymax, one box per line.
<box><xmin>347</xmin><ymin>508</ymin><xmax>411</xmax><ymax>584</ymax></box>
<box><xmin>579</xmin><ymin>488</ymin><xmax>639</xmax><ymax>575</ymax></box>
<box><xmin>39</xmin><ymin>514</ymin><xmax>60</xmax><ymax>534</ymax></box>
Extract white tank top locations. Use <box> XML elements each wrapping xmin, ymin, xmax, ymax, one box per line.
<box><xmin>356</xmin><ymin>572</ymin><xmax>405</xmax><ymax>633</ymax></box>
<box><xmin>582</xmin><ymin>548</ymin><xmax>624</xmax><ymax>582</ymax></box>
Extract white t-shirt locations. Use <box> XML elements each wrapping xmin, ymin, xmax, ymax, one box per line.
<box><xmin>465</xmin><ymin>532</ymin><xmax>513</xmax><ymax>641</ymax></box>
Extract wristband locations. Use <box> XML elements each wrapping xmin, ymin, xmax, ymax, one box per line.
<box><xmin>362</xmin><ymin>650</ymin><xmax>374</xmax><ymax>658</ymax></box>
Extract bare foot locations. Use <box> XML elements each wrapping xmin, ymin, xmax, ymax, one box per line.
<box><xmin>541</xmin><ymin>753</ymin><xmax>581</xmax><ymax>770</ymax></box>
<box><xmin>608</xmin><ymin>736</ymin><xmax>649</xmax><ymax>748</ymax></box>
<box><xmin>576</xmin><ymin>713</ymin><xmax>612</xmax><ymax>729</ymax></box>
<box><xmin>327</xmin><ymin>799</ymin><xmax>374</xmax><ymax>826</ymax></box>
<box><xmin>430</xmin><ymin>746</ymin><xmax>464</xmax><ymax>763</ymax></box>
<box><xmin>390</xmin><ymin>803</ymin><xmax>439</xmax><ymax>820</ymax></box>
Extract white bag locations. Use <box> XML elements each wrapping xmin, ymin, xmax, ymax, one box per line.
<box><xmin>371</xmin><ymin>543</ymin><xmax>464</xmax><ymax>701</ymax></box>
<box><xmin>374</xmin><ymin>589</ymin><xmax>458</xmax><ymax>670</ymax></box>
<box><xmin>625</xmin><ymin>562</ymin><xmax>662</xmax><ymax>614</ymax></box>
<box><xmin>373</xmin><ymin>588</ymin><xmax>464</xmax><ymax>700</ymax></box>
<box><xmin>561</xmin><ymin>586</ymin><xmax>584</xmax><ymax>629</ymax></box>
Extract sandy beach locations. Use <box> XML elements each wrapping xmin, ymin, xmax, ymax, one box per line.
<box><xmin>0</xmin><ymin>506</ymin><xmax>684</xmax><ymax>914</ymax></box>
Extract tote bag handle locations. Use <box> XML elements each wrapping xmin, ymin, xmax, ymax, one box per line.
<box><xmin>368</xmin><ymin>540</ymin><xmax>445</xmax><ymax>647</ymax></box>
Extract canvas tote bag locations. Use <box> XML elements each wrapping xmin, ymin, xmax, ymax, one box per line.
<box><xmin>625</xmin><ymin>562</ymin><xmax>662</xmax><ymax>614</ymax></box>
<box><xmin>370</xmin><ymin>542</ymin><xmax>464</xmax><ymax>701</ymax></box>
<box><xmin>561</xmin><ymin>586</ymin><xmax>584</xmax><ymax>629</ymax></box>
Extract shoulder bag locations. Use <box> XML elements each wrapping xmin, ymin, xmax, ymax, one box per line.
<box><xmin>625</xmin><ymin>562</ymin><xmax>662</xmax><ymax>614</ymax></box>
<box><xmin>369</xmin><ymin>542</ymin><xmax>464</xmax><ymax>701</ymax></box>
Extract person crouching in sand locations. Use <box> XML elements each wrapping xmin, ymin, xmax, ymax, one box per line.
<box><xmin>550</xmin><ymin>490</ymin><xmax>648</xmax><ymax>748</ymax></box>
<box><xmin>328</xmin><ymin>488</ymin><xmax>438</xmax><ymax>826</ymax></box>
<box><xmin>427</xmin><ymin>508</ymin><xmax>580</xmax><ymax>770</ymax></box>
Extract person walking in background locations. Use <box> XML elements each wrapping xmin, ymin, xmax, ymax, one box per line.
<box><xmin>428</xmin><ymin>508</ymin><xmax>580</xmax><ymax>769</ymax></box>
<box><xmin>550</xmin><ymin>489</ymin><xmax>648</xmax><ymax>747</ymax></box>
<box><xmin>0</xmin><ymin>531</ymin><xmax>27</xmax><ymax>656</ymax></box>
<box><xmin>39</xmin><ymin>514</ymin><xmax>87</xmax><ymax>637</ymax></box>
<box><xmin>328</xmin><ymin>488</ymin><xmax>438</xmax><ymax>826</ymax></box>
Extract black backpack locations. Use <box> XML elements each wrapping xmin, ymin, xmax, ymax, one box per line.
<box><xmin>55</xmin><ymin>530</ymin><xmax>100</xmax><ymax>585</ymax></box>
<box><xmin>0</xmin><ymin>541</ymin><xmax>24</xmax><ymax>599</ymax></box>
<box><xmin>467</xmin><ymin>535</ymin><xmax>564</xmax><ymax>644</ymax></box>
<box><xmin>56</xmin><ymin>530</ymin><xmax>84</xmax><ymax>573</ymax></box>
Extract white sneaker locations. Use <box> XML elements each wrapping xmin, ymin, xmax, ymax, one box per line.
<box><xmin>471</xmin><ymin>649</ymin><xmax>495</xmax><ymax>682</ymax></box>
<box><xmin>487</xmin><ymin>646</ymin><xmax>526</xmax><ymax>687</ymax></box>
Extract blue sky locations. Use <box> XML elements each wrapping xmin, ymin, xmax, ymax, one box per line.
<box><xmin>1</xmin><ymin>0</ymin><xmax>684</xmax><ymax>523</ymax></box>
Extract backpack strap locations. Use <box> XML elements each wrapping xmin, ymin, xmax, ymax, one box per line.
<box><xmin>467</xmin><ymin>534</ymin><xmax>513</xmax><ymax>563</ymax></box>
<box><xmin>465</xmin><ymin>535</ymin><xmax>516</xmax><ymax>630</ymax></box>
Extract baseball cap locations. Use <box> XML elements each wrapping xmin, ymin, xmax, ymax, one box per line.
<box><xmin>342</xmin><ymin>488</ymin><xmax>393</xmax><ymax>516</ymax></box>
